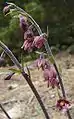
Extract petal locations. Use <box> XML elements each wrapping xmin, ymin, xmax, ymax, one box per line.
<box><xmin>23</xmin><ymin>40</ymin><xmax>34</xmax><ymax>52</ymax></box>
<box><xmin>62</xmin><ymin>108</ymin><xmax>67</xmax><ymax>114</ymax></box>
<box><xmin>19</xmin><ymin>16</ymin><xmax>28</xmax><ymax>32</ymax></box>
<box><xmin>24</xmin><ymin>30</ymin><xmax>34</xmax><ymax>41</ymax></box>
<box><xmin>33</xmin><ymin>36</ymin><xmax>45</xmax><ymax>48</ymax></box>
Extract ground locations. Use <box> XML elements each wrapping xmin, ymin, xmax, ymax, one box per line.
<box><xmin>0</xmin><ymin>52</ymin><xmax>74</xmax><ymax>119</ymax></box>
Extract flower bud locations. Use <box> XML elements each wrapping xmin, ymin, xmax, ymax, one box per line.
<box><xmin>20</xmin><ymin>16</ymin><xmax>28</xmax><ymax>32</ymax></box>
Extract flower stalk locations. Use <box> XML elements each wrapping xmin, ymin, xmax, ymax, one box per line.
<box><xmin>0</xmin><ymin>41</ymin><xmax>50</xmax><ymax>119</ymax></box>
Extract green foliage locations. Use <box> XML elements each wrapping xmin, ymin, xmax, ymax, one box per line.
<box><xmin>25</xmin><ymin>1</ymin><xmax>44</xmax><ymax>23</ymax></box>
<box><xmin>9</xmin><ymin>68</ymin><xmax>21</xmax><ymax>74</ymax></box>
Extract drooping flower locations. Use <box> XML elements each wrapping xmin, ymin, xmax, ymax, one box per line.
<box><xmin>56</xmin><ymin>99</ymin><xmax>70</xmax><ymax>113</ymax></box>
<box><xmin>34</xmin><ymin>54</ymin><xmax>50</xmax><ymax>70</ymax></box>
<box><xmin>19</xmin><ymin>16</ymin><xmax>28</xmax><ymax>32</ymax></box>
<box><xmin>22</xmin><ymin>40</ymin><xmax>34</xmax><ymax>52</ymax></box>
<box><xmin>33</xmin><ymin>36</ymin><xmax>45</xmax><ymax>49</ymax></box>
<box><xmin>3</xmin><ymin>5</ymin><xmax>10</xmax><ymax>15</ymax></box>
<box><xmin>33</xmin><ymin>54</ymin><xmax>59</xmax><ymax>88</ymax></box>
<box><xmin>43</xmin><ymin>67</ymin><xmax>59</xmax><ymax>88</ymax></box>
<box><xmin>36</xmin><ymin>58</ymin><xmax>47</xmax><ymax>70</ymax></box>
<box><xmin>24</xmin><ymin>30</ymin><xmax>34</xmax><ymax>41</ymax></box>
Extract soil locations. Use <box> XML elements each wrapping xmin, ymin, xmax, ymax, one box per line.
<box><xmin>0</xmin><ymin>52</ymin><xmax>74</xmax><ymax>119</ymax></box>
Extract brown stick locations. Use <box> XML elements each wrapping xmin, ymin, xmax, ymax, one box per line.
<box><xmin>0</xmin><ymin>104</ymin><xmax>11</xmax><ymax>119</ymax></box>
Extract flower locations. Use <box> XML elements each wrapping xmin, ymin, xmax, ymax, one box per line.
<box><xmin>3</xmin><ymin>5</ymin><xmax>10</xmax><ymax>15</ymax></box>
<box><xmin>43</xmin><ymin>67</ymin><xmax>59</xmax><ymax>88</ymax></box>
<box><xmin>24</xmin><ymin>30</ymin><xmax>34</xmax><ymax>41</ymax></box>
<box><xmin>33</xmin><ymin>36</ymin><xmax>45</xmax><ymax>49</ymax></box>
<box><xmin>21</xmin><ymin>29</ymin><xmax>34</xmax><ymax>52</ymax></box>
<box><xmin>19</xmin><ymin>16</ymin><xmax>28</xmax><ymax>32</ymax></box>
<box><xmin>22</xmin><ymin>40</ymin><xmax>34</xmax><ymax>52</ymax></box>
<box><xmin>33</xmin><ymin>55</ymin><xmax>59</xmax><ymax>88</ymax></box>
<box><xmin>33</xmin><ymin>54</ymin><xmax>49</xmax><ymax>70</ymax></box>
<box><xmin>56</xmin><ymin>99</ymin><xmax>70</xmax><ymax>113</ymax></box>
<box><xmin>34</xmin><ymin>54</ymin><xmax>50</xmax><ymax>70</ymax></box>
<box><xmin>22</xmin><ymin>33</ymin><xmax>45</xmax><ymax>52</ymax></box>
<box><xmin>36</xmin><ymin>58</ymin><xmax>47</xmax><ymax>70</ymax></box>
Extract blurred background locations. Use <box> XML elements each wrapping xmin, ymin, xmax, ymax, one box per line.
<box><xmin>0</xmin><ymin>0</ymin><xmax>74</xmax><ymax>65</ymax></box>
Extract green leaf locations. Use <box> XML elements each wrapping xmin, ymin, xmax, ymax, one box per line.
<box><xmin>9</xmin><ymin>68</ymin><xmax>21</xmax><ymax>74</ymax></box>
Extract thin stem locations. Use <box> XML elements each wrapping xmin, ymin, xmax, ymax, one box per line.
<box><xmin>0</xmin><ymin>104</ymin><xmax>11</xmax><ymax>119</ymax></box>
<box><xmin>0</xmin><ymin>41</ymin><xmax>50</xmax><ymax>119</ymax></box>
<box><xmin>0</xmin><ymin>51</ymin><xmax>5</xmax><ymax>58</ymax></box>
<box><xmin>54</xmin><ymin>63</ymin><xmax>66</xmax><ymax>98</ymax></box>
<box><xmin>56</xmin><ymin>87</ymin><xmax>61</xmax><ymax>99</ymax></box>
<box><xmin>67</xmin><ymin>110</ymin><xmax>72</xmax><ymax>119</ymax></box>
<box><xmin>7</xmin><ymin>2</ymin><xmax>42</xmax><ymax>34</ymax></box>
<box><xmin>22</xmin><ymin>72</ymin><xmax>50</xmax><ymax>119</ymax></box>
<box><xmin>0</xmin><ymin>41</ymin><xmax>22</xmax><ymax>70</ymax></box>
